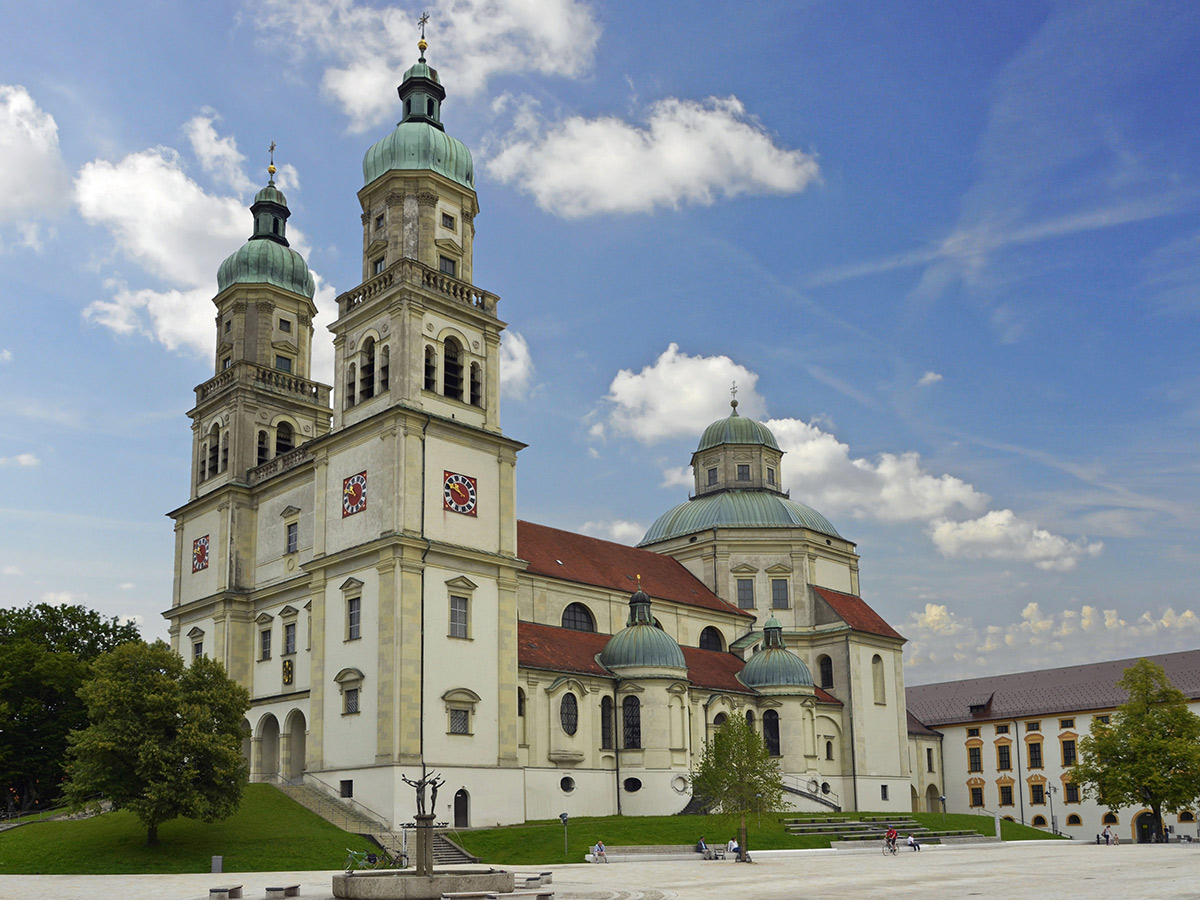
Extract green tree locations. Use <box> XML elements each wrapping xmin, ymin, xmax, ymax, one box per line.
<box><xmin>0</xmin><ymin>603</ymin><xmax>141</xmax><ymax>814</ymax></box>
<box><xmin>66</xmin><ymin>640</ymin><xmax>250</xmax><ymax>845</ymax></box>
<box><xmin>690</xmin><ymin>714</ymin><xmax>784</xmax><ymax>860</ymax></box>
<box><xmin>1074</xmin><ymin>658</ymin><xmax>1200</xmax><ymax>841</ymax></box>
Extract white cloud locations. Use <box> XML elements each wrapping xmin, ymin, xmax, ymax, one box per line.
<box><xmin>119</xmin><ymin>582</ymin><xmax>135</xmax><ymax>590</ymax></box>
<box><xmin>579</xmin><ymin>519</ymin><xmax>646</xmax><ymax>546</ymax></box>
<box><xmin>917</xmin><ymin>371</ymin><xmax>942</xmax><ymax>387</ymax></box>
<box><xmin>84</xmin><ymin>283</ymin><xmax>216</xmax><ymax>355</ymax></box>
<box><xmin>488</xmin><ymin>97</ymin><xmax>819</xmax><ymax>217</ymax></box>
<box><xmin>255</xmin><ymin>0</ymin><xmax>601</xmax><ymax>131</ymax></box>
<box><xmin>3</xmin><ymin>565</ymin><xmax>22</xmax><ymax>576</ymax></box>
<box><xmin>499</xmin><ymin>330</ymin><xmax>534</xmax><ymax>398</ymax></box>
<box><xmin>0</xmin><ymin>85</ymin><xmax>70</xmax><ymax>238</ymax></box>
<box><xmin>184</xmin><ymin>111</ymin><xmax>254</xmax><ymax>193</ymax></box>
<box><xmin>929</xmin><ymin>509</ymin><xmax>1103</xmax><ymax>571</ymax></box>
<box><xmin>40</xmin><ymin>591</ymin><xmax>78</xmax><ymax>606</ymax></box>
<box><xmin>600</xmin><ymin>343</ymin><xmax>765</xmax><ymax>443</ymax></box>
<box><xmin>0</xmin><ymin>349</ymin><xmax>12</xmax><ymax>362</ymax></box>
<box><xmin>660</xmin><ymin>466</ymin><xmax>692</xmax><ymax>489</ymax></box>
<box><xmin>0</xmin><ymin>453</ymin><xmax>40</xmax><ymax>467</ymax></box>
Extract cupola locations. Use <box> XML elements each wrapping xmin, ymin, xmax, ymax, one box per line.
<box><xmin>739</xmin><ymin>616</ymin><xmax>814</xmax><ymax>689</ymax></box>
<box><xmin>599</xmin><ymin>580</ymin><xmax>687</xmax><ymax>672</ymax></box>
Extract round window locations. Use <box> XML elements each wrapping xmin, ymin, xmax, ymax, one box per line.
<box><xmin>623</xmin><ymin>777</ymin><xmax>642</xmax><ymax>793</ymax></box>
<box><xmin>560</xmin><ymin>776</ymin><xmax>575</xmax><ymax>793</ymax></box>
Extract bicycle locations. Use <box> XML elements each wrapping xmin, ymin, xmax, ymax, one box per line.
<box><xmin>881</xmin><ymin>837</ymin><xmax>898</xmax><ymax>856</ymax></box>
<box><xmin>345</xmin><ymin>848</ymin><xmax>391</xmax><ymax>872</ymax></box>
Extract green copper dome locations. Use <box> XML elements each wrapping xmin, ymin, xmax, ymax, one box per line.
<box><xmin>740</xmin><ymin>617</ymin><xmax>813</xmax><ymax>689</ymax></box>
<box><xmin>362</xmin><ymin>45</ymin><xmax>474</xmax><ymax>191</ymax></box>
<box><xmin>697</xmin><ymin>402</ymin><xmax>780</xmax><ymax>452</ymax></box>
<box><xmin>640</xmin><ymin>491</ymin><xmax>841</xmax><ymax>544</ymax></box>
<box><xmin>216</xmin><ymin>173</ymin><xmax>315</xmax><ymax>299</ymax></box>
<box><xmin>600</xmin><ymin>588</ymin><xmax>687</xmax><ymax>671</ymax></box>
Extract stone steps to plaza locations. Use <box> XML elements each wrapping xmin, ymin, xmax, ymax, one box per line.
<box><xmin>782</xmin><ymin>815</ymin><xmax>982</xmax><ymax>845</ymax></box>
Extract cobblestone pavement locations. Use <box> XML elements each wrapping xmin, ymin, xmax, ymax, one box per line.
<box><xmin>0</xmin><ymin>841</ymin><xmax>1196</xmax><ymax>900</ymax></box>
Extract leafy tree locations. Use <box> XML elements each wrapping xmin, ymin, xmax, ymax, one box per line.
<box><xmin>66</xmin><ymin>640</ymin><xmax>250</xmax><ymax>845</ymax></box>
<box><xmin>0</xmin><ymin>603</ymin><xmax>141</xmax><ymax>814</ymax></box>
<box><xmin>1074</xmin><ymin>658</ymin><xmax>1200</xmax><ymax>841</ymax></box>
<box><xmin>690</xmin><ymin>713</ymin><xmax>784</xmax><ymax>860</ymax></box>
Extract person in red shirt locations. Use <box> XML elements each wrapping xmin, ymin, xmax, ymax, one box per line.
<box><xmin>885</xmin><ymin>826</ymin><xmax>898</xmax><ymax>853</ymax></box>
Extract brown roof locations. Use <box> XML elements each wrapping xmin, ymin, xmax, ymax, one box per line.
<box><xmin>907</xmin><ymin>710</ymin><xmax>942</xmax><ymax>738</ymax></box>
<box><xmin>516</xmin><ymin>622</ymin><xmax>842</xmax><ymax>706</ymax></box>
<box><xmin>518</xmin><ymin>520</ymin><xmax>752</xmax><ymax>619</ymax></box>
<box><xmin>906</xmin><ymin>648</ymin><xmax>1200</xmax><ymax>727</ymax></box>
<box><xmin>812</xmin><ymin>586</ymin><xmax>904</xmax><ymax>641</ymax></box>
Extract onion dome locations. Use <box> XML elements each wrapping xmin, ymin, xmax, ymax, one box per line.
<box><xmin>641</xmin><ymin>492</ymin><xmax>841</xmax><ymax>544</ymax></box>
<box><xmin>697</xmin><ymin>399</ymin><xmax>780</xmax><ymax>452</ymax></box>
<box><xmin>740</xmin><ymin>616</ymin><xmax>813</xmax><ymax>689</ymax></box>
<box><xmin>600</xmin><ymin>581</ymin><xmax>687</xmax><ymax>672</ymax></box>
<box><xmin>217</xmin><ymin>161</ymin><xmax>315</xmax><ymax>298</ymax></box>
<box><xmin>362</xmin><ymin>37</ymin><xmax>474</xmax><ymax>190</ymax></box>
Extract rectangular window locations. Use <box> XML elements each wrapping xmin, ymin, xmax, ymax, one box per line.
<box><xmin>224</xmin><ymin>319</ymin><xmax>232</xmax><ymax>333</ymax></box>
<box><xmin>707</xmin><ymin>467</ymin><xmax>718</xmax><ymax>486</ymax></box>
<box><xmin>284</xmin><ymin>622</ymin><xmax>296</xmax><ymax>655</ymax></box>
<box><xmin>771</xmin><ymin>579</ymin><xmax>789</xmax><ymax>609</ymax></box>
<box><xmin>260</xmin><ymin>629</ymin><xmax>271</xmax><ymax>660</ymax></box>
<box><xmin>450</xmin><ymin>595</ymin><xmax>469</xmax><ymax>639</ymax></box>
<box><xmin>1026</xmin><ymin>721</ymin><xmax>1041</xmax><ymax>732</ymax></box>
<box><xmin>449</xmin><ymin>708</ymin><xmax>469</xmax><ymax>734</ymax></box>
<box><xmin>968</xmin><ymin>746</ymin><xmax>982</xmax><ymax>773</ymax></box>
<box><xmin>275</xmin><ymin>355</ymin><xmax>292</xmax><ymax>373</ymax></box>
<box><xmin>222</xmin><ymin>357</ymin><xmax>232</xmax><ymax>370</ymax></box>
<box><xmin>347</xmin><ymin>597</ymin><xmax>361</xmax><ymax>641</ymax></box>
<box><xmin>278</xmin><ymin>318</ymin><xmax>292</xmax><ymax>333</ymax></box>
<box><xmin>1062</xmin><ymin>739</ymin><xmax>1077</xmax><ymax>767</ymax></box>
<box><xmin>970</xmin><ymin>787</ymin><xmax>984</xmax><ymax>807</ymax></box>
<box><xmin>767</xmin><ymin>467</ymin><xmax>775</xmax><ymax>485</ymax></box>
<box><xmin>736</xmin><ymin>578</ymin><xmax>755</xmax><ymax>609</ymax></box>
<box><xmin>373</xmin><ymin>257</ymin><xmax>385</xmax><ymax>275</ymax></box>
<box><xmin>881</xmin><ymin>785</ymin><xmax>888</xmax><ymax>801</ymax></box>
<box><xmin>193</xmin><ymin>641</ymin><xmax>203</xmax><ymax>660</ymax></box>
<box><xmin>340</xmin><ymin>779</ymin><xmax>354</xmax><ymax>798</ymax></box>
<box><xmin>995</xmin><ymin>724</ymin><xmax>1010</xmax><ymax>734</ymax></box>
<box><xmin>999</xmin><ymin>785</ymin><xmax>1013</xmax><ymax>806</ymax></box>
<box><xmin>439</xmin><ymin>255</ymin><xmax>457</xmax><ymax>276</ymax></box>
<box><xmin>1031</xmin><ymin>783</ymin><xmax>1045</xmax><ymax>805</ymax></box>
<box><xmin>374</xmin><ymin>214</ymin><xmax>384</xmax><ymax>230</ymax></box>
<box><xmin>997</xmin><ymin>744</ymin><xmax>1011</xmax><ymax>771</ymax></box>
<box><xmin>967</xmin><ymin>727</ymin><xmax>980</xmax><ymax>737</ymax></box>
<box><xmin>344</xmin><ymin>688</ymin><xmax>359</xmax><ymax>714</ymax></box>
<box><xmin>926</xmin><ymin>747</ymin><xmax>934</xmax><ymax>773</ymax></box>
<box><xmin>736</xmin><ymin>464</ymin><xmax>750</xmax><ymax>481</ymax></box>
<box><xmin>1059</xmin><ymin>718</ymin><xmax>1074</xmax><ymax>729</ymax></box>
<box><xmin>1028</xmin><ymin>742</ymin><xmax>1043</xmax><ymax>769</ymax></box>
<box><xmin>441</xmin><ymin>212</ymin><xmax>455</xmax><ymax>229</ymax></box>
<box><xmin>1065</xmin><ymin>782</ymin><xmax>1080</xmax><ymax>804</ymax></box>
<box><xmin>1095</xmin><ymin>715</ymin><xmax>1110</xmax><ymax>725</ymax></box>
<box><xmin>286</xmin><ymin>521</ymin><xmax>298</xmax><ymax>554</ymax></box>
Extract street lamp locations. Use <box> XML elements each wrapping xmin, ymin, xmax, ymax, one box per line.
<box><xmin>1047</xmin><ymin>785</ymin><xmax>1058</xmax><ymax>836</ymax></box>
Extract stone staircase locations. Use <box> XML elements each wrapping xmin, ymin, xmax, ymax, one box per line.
<box><xmin>782</xmin><ymin>814</ymin><xmax>987</xmax><ymax>846</ymax></box>
<box><xmin>272</xmin><ymin>781</ymin><xmax>477</xmax><ymax>865</ymax></box>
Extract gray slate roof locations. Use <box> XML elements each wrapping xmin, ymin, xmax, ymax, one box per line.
<box><xmin>906</xmin><ymin>648</ymin><xmax>1200</xmax><ymax>727</ymax></box>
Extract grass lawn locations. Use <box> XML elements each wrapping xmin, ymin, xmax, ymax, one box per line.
<box><xmin>0</xmin><ymin>784</ymin><xmax>375</xmax><ymax>874</ymax></box>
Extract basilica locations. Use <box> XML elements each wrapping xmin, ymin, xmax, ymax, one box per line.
<box><xmin>164</xmin><ymin>39</ymin><xmax>918</xmax><ymax>829</ymax></box>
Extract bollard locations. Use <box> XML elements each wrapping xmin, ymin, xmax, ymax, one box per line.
<box><xmin>212</xmin><ymin>855</ymin><xmax>223</xmax><ymax>873</ymax></box>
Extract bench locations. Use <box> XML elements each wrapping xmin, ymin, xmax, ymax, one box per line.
<box><xmin>210</xmin><ymin>887</ymin><xmax>243</xmax><ymax>900</ymax></box>
<box><xmin>266</xmin><ymin>886</ymin><xmax>300</xmax><ymax>899</ymax></box>
<box><xmin>441</xmin><ymin>893</ymin><xmax>553</xmax><ymax>900</ymax></box>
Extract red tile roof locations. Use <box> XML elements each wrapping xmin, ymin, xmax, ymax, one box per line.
<box><xmin>516</xmin><ymin>622</ymin><xmax>842</xmax><ymax>706</ymax></box>
<box><xmin>907</xmin><ymin>710</ymin><xmax>942</xmax><ymax>737</ymax></box>
<box><xmin>812</xmin><ymin>586</ymin><xmax>904</xmax><ymax>641</ymax></box>
<box><xmin>518</xmin><ymin>520</ymin><xmax>752</xmax><ymax>619</ymax></box>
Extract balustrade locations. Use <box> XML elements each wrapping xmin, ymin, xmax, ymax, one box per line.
<box><xmin>335</xmin><ymin>258</ymin><xmax>499</xmax><ymax>317</ymax></box>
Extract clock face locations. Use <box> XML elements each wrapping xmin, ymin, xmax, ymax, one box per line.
<box><xmin>342</xmin><ymin>471</ymin><xmax>367</xmax><ymax>517</ymax></box>
<box><xmin>192</xmin><ymin>535</ymin><xmax>210</xmax><ymax>572</ymax></box>
<box><xmin>443</xmin><ymin>471</ymin><xmax>478</xmax><ymax>516</ymax></box>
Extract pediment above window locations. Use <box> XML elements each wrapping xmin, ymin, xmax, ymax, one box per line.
<box><xmin>187</xmin><ymin>625</ymin><xmax>205</xmax><ymax>638</ymax></box>
<box><xmin>255</xmin><ymin>612</ymin><xmax>274</xmax><ymax>625</ymax></box>
<box><xmin>280</xmin><ymin>505</ymin><xmax>301</xmax><ymax>518</ymax></box>
<box><xmin>279</xmin><ymin>605</ymin><xmax>299</xmax><ymax>619</ymax></box>
<box><xmin>730</xmin><ymin>563</ymin><xmax>759</xmax><ymax>574</ymax></box>
<box><xmin>434</xmin><ymin>236</ymin><xmax>463</xmax><ymax>255</ymax></box>
<box><xmin>340</xmin><ymin>577</ymin><xmax>364</xmax><ymax>593</ymax></box>
<box><xmin>445</xmin><ymin>575</ymin><xmax>478</xmax><ymax>591</ymax></box>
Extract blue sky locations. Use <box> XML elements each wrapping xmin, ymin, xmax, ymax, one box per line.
<box><xmin>1</xmin><ymin>0</ymin><xmax>1198</xmax><ymax>683</ymax></box>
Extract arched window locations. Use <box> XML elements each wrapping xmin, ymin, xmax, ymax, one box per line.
<box><xmin>559</xmin><ymin>692</ymin><xmax>578</xmax><ymax>736</ymax></box>
<box><xmin>1103</xmin><ymin>812</ymin><xmax>1119</xmax><ymax>824</ymax></box>
<box><xmin>517</xmin><ymin>688</ymin><xmax>526</xmax><ymax>745</ymax></box>
<box><xmin>699</xmin><ymin>626</ymin><xmax>723</xmax><ymax>651</ymax></box>
<box><xmin>424</xmin><ymin>345</ymin><xmax>437</xmax><ymax>391</ymax></box>
<box><xmin>601</xmin><ymin>696</ymin><xmax>614</xmax><ymax>749</ymax></box>
<box><xmin>622</xmin><ymin>696</ymin><xmax>641</xmax><ymax>749</ymax></box>
<box><xmin>359</xmin><ymin>338</ymin><xmax>376</xmax><ymax>400</ymax></box>
<box><xmin>561</xmin><ymin>603</ymin><xmax>595</xmax><ymax>632</ymax></box>
<box><xmin>746</xmin><ymin>710</ymin><xmax>755</xmax><ymax>730</ymax></box>
<box><xmin>198</xmin><ymin>445</ymin><xmax>208</xmax><ymax>482</ymax></box>
<box><xmin>275</xmin><ymin>422</ymin><xmax>293</xmax><ymax>456</ymax></box>
<box><xmin>207</xmin><ymin>424</ymin><xmax>220</xmax><ymax>478</ymax></box>
<box><xmin>1032</xmin><ymin>815</ymin><xmax>1046</xmax><ymax>827</ymax></box>
<box><xmin>763</xmin><ymin>709</ymin><xmax>781</xmax><ymax>756</ymax></box>
<box><xmin>818</xmin><ymin>655</ymin><xmax>834</xmax><ymax>689</ymax></box>
<box><xmin>220</xmin><ymin>430</ymin><xmax>228</xmax><ymax>472</ymax></box>
<box><xmin>469</xmin><ymin>362</ymin><xmax>482</xmax><ymax>407</ymax></box>
<box><xmin>713</xmin><ymin>713</ymin><xmax>727</xmax><ymax>727</ymax></box>
<box><xmin>345</xmin><ymin>362</ymin><xmax>357</xmax><ymax>409</ymax></box>
<box><xmin>1181</xmin><ymin>811</ymin><xmax>1196</xmax><ymax>823</ymax></box>
<box><xmin>443</xmin><ymin>338</ymin><xmax>463</xmax><ymax>399</ymax></box>
<box><xmin>257</xmin><ymin>430</ymin><xmax>269</xmax><ymax>466</ymax></box>
<box><xmin>1067</xmin><ymin>814</ymin><xmax>1082</xmax><ymax>826</ymax></box>
<box><xmin>872</xmin><ymin>654</ymin><xmax>886</xmax><ymax>704</ymax></box>
<box><xmin>379</xmin><ymin>345</ymin><xmax>390</xmax><ymax>392</ymax></box>
<box><xmin>826</xmin><ymin>740</ymin><xmax>834</xmax><ymax>760</ymax></box>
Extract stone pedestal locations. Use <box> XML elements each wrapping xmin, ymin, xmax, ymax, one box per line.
<box><xmin>413</xmin><ymin>813</ymin><xmax>436</xmax><ymax>876</ymax></box>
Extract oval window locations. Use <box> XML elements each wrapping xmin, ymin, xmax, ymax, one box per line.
<box><xmin>623</xmin><ymin>777</ymin><xmax>642</xmax><ymax>793</ymax></box>
<box><xmin>560</xmin><ymin>776</ymin><xmax>575</xmax><ymax>793</ymax></box>
<box><xmin>560</xmin><ymin>692</ymin><xmax>578</xmax><ymax>736</ymax></box>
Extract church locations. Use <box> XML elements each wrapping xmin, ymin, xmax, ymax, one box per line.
<box><xmin>163</xmin><ymin>38</ymin><xmax>917</xmax><ymax>829</ymax></box>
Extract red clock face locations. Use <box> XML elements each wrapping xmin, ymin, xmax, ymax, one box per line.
<box><xmin>343</xmin><ymin>472</ymin><xmax>367</xmax><ymax>517</ymax></box>
<box><xmin>443</xmin><ymin>471</ymin><xmax>478</xmax><ymax>516</ymax></box>
<box><xmin>192</xmin><ymin>535</ymin><xmax>210</xmax><ymax>572</ymax></box>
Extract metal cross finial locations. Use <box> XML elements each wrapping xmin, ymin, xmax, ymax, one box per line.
<box><xmin>268</xmin><ymin>141</ymin><xmax>276</xmax><ymax>163</ymax></box>
<box><xmin>267</xmin><ymin>141</ymin><xmax>277</xmax><ymax>180</ymax></box>
<box><xmin>418</xmin><ymin>11</ymin><xmax>429</xmax><ymax>38</ymax></box>
<box><xmin>730</xmin><ymin>381</ymin><xmax>738</xmax><ymax>400</ymax></box>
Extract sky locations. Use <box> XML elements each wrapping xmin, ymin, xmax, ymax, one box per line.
<box><xmin>1</xmin><ymin>0</ymin><xmax>1199</xmax><ymax>684</ymax></box>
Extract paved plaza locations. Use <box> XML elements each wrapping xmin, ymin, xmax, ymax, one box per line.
<box><xmin>1</xmin><ymin>841</ymin><xmax>1197</xmax><ymax>900</ymax></box>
